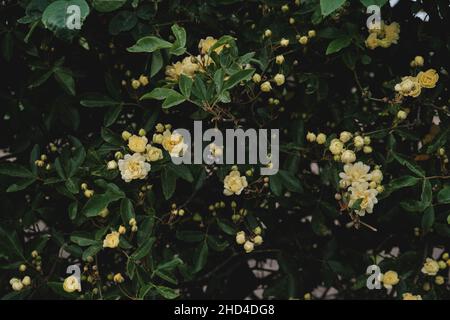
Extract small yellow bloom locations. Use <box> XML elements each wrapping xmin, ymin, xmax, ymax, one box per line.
<box><xmin>107</xmin><ymin>160</ymin><xmax>117</xmax><ymax>170</ymax></box>
<box><xmin>421</xmin><ymin>258</ymin><xmax>439</xmax><ymax>276</ymax></box>
<box><xmin>131</xmin><ymin>79</ymin><xmax>140</xmax><ymax>89</ymax></box>
<box><xmin>22</xmin><ymin>276</ymin><xmax>31</xmax><ymax>286</ymax></box>
<box><xmin>417</xmin><ymin>69</ymin><xmax>439</xmax><ymax>88</ymax></box>
<box><xmin>329</xmin><ymin>139</ymin><xmax>344</xmax><ymax>155</ymax></box>
<box><xmin>275</xmin><ymin>55</ymin><xmax>285</xmax><ymax>65</ymax></box>
<box><xmin>264</xmin><ymin>29</ymin><xmax>272</xmax><ymax>37</ymax></box>
<box><xmin>316</xmin><ymin>133</ymin><xmax>327</xmax><ymax>145</ymax></box>
<box><xmin>260</xmin><ymin>81</ymin><xmax>272</xmax><ymax>92</ymax></box>
<box><xmin>63</xmin><ymin>275</ymin><xmax>81</xmax><ymax>293</ymax></box>
<box><xmin>402</xmin><ymin>292</ymin><xmax>422</xmax><ymax>300</ymax></box>
<box><xmin>153</xmin><ymin>133</ymin><xmax>163</xmax><ymax>144</ymax></box>
<box><xmin>307</xmin><ymin>30</ymin><xmax>316</xmax><ymax>38</ymax></box>
<box><xmin>397</xmin><ymin>110</ymin><xmax>407</xmax><ymax>120</ymax></box>
<box><xmin>11</xmin><ymin>278</ymin><xmax>24</xmax><ymax>291</ymax></box>
<box><xmin>274</xmin><ymin>74</ymin><xmax>285</xmax><ymax>86</ymax></box>
<box><xmin>155</xmin><ymin>123</ymin><xmax>165</xmax><ymax>133</ymax></box>
<box><xmin>161</xmin><ymin>130</ymin><xmax>188</xmax><ymax>157</ymax></box>
<box><xmin>84</xmin><ymin>189</ymin><xmax>94</xmax><ymax>198</ymax></box>
<box><xmin>223</xmin><ymin>170</ymin><xmax>248</xmax><ymax>196</ymax></box>
<box><xmin>19</xmin><ymin>264</ymin><xmax>27</xmax><ymax>272</ymax></box>
<box><xmin>252</xmin><ymin>73</ymin><xmax>262</xmax><ymax>83</ymax></box>
<box><xmin>413</xmin><ymin>55</ymin><xmax>424</xmax><ymax>67</ymax></box>
<box><xmin>381</xmin><ymin>270</ymin><xmax>399</xmax><ymax>289</ymax></box>
<box><xmin>146</xmin><ymin>145</ymin><xmax>163</xmax><ymax>162</ymax></box>
<box><xmin>198</xmin><ymin>36</ymin><xmax>224</xmax><ymax>55</ymax></box>
<box><xmin>118</xmin><ymin>225</ymin><xmax>126</xmax><ymax>235</ymax></box>
<box><xmin>113</xmin><ymin>273</ymin><xmax>125</xmax><ymax>284</ymax></box>
<box><xmin>435</xmin><ymin>276</ymin><xmax>445</xmax><ymax>285</ymax></box>
<box><xmin>99</xmin><ymin>207</ymin><xmax>109</xmax><ymax>218</ymax></box>
<box><xmin>341</xmin><ymin>150</ymin><xmax>356</xmax><ymax>164</ymax></box>
<box><xmin>138</xmin><ymin>75</ymin><xmax>149</xmax><ymax>86</ymax></box>
<box><xmin>243</xmin><ymin>241</ymin><xmax>254</xmax><ymax>253</ymax></box>
<box><xmin>103</xmin><ymin>231</ymin><xmax>120</xmax><ymax>249</ymax></box>
<box><xmin>339</xmin><ymin>131</ymin><xmax>352</xmax><ymax>143</ymax></box>
<box><xmin>236</xmin><ymin>231</ymin><xmax>246</xmax><ymax>245</ymax></box>
<box><xmin>280</xmin><ymin>38</ymin><xmax>289</xmax><ymax>47</ymax></box>
<box><xmin>121</xmin><ymin>131</ymin><xmax>132</xmax><ymax>141</ymax></box>
<box><xmin>353</xmin><ymin>136</ymin><xmax>364</xmax><ymax>148</ymax></box>
<box><xmin>299</xmin><ymin>36</ymin><xmax>308</xmax><ymax>45</ymax></box>
<box><xmin>253</xmin><ymin>235</ymin><xmax>263</xmax><ymax>245</ymax></box>
<box><xmin>128</xmin><ymin>135</ymin><xmax>148</xmax><ymax>153</ymax></box>
<box><xmin>306</xmin><ymin>132</ymin><xmax>316</xmax><ymax>142</ymax></box>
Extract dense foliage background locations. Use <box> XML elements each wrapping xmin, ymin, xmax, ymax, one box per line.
<box><xmin>0</xmin><ymin>0</ymin><xmax>449</xmax><ymax>300</ymax></box>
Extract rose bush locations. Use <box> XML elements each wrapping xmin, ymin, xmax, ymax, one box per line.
<box><xmin>0</xmin><ymin>0</ymin><xmax>449</xmax><ymax>300</ymax></box>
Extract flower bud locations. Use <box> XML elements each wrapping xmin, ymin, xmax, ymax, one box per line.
<box><xmin>254</xmin><ymin>227</ymin><xmax>262</xmax><ymax>235</ymax></box>
<box><xmin>339</xmin><ymin>131</ymin><xmax>352</xmax><ymax>143</ymax></box>
<box><xmin>341</xmin><ymin>150</ymin><xmax>356</xmax><ymax>164</ymax></box>
<box><xmin>243</xmin><ymin>241</ymin><xmax>254</xmax><ymax>253</ymax></box>
<box><xmin>19</xmin><ymin>264</ymin><xmax>27</xmax><ymax>272</ymax></box>
<box><xmin>275</xmin><ymin>55</ymin><xmax>285</xmax><ymax>65</ymax></box>
<box><xmin>252</xmin><ymin>73</ymin><xmax>262</xmax><ymax>83</ymax></box>
<box><xmin>363</xmin><ymin>146</ymin><xmax>373</xmax><ymax>154</ymax></box>
<box><xmin>107</xmin><ymin>160</ymin><xmax>117</xmax><ymax>170</ymax></box>
<box><xmin>99</xmin><ymin>207</ymin><xmax>109</xmax><ymax>218</ymax></box>
<box><xmin>84</xmin><ymin>189</ymin><xmax>94</xmax><ymax>198</ymax></box>
<box><xmin>307</xmin><ymin>30</ymin><xmax>316</xmax><ymax>38</ymax></box>
<box><xmin>118</xmin><ymin>225</ymin><xmax>126</xmax><ymax>234</ymax></box>
<box><xmin>274</xmin><ymin>74</ymin><xmax>285</xmax><ymax>86</ymax></box>
<box><xmin>264</xmin><ymin>29</ymin><xmax>272</xmax><ymax>37</ymax></box>
<box><xmin>414</xmin><ymin>55</ymin><xmax>424</xmax><ymax>67</ymax></box>
<box><xmin>22</xmin><ymin>276</ymin><xmax>31</xmax><ymax>286</ymax></box>
<box><xmin>236</xmin><ymin>231</ymin><xmax>246</xmax><ymax>245</ymax></box>
<box><xmin>299</xmin><ymin>36</ymin><xmax>308</xmax><ymax>45</ymax></box>
<box><xmin>113</xmin><ymin>273</ymin><xmax>125</xmax><ymax>284</ymax></box>
<box><xmin>131</xmin><ymin>79</ymin><xmax>140</xmax><ymax>89</ymax></box>
<box><xmin>280</xmin><ymin>38</ymin><xmax>289</xmax><ymax>47</ymax></box>
<box><xmin>253</xmin><ymin>235</ymin><xmax>263</xmax><ymax>245</ymax></box>
<box><xmin>397</xmin><ymin>110</ymin><xmax>407</xmax><ymax>120</ymax></box>
<box><xmin>121</xmin><ymin>131</ymin><xmax>132</xmax><ymax>141</ymax></box>
<box><xmin>260</xmin><ymin>81</ymin><xmax>272</xmax><ymax>92</ymax></box>
<box><xmin>316</xmin><ymin>133</ymin><xmax>327</xmax><ymax>145</ymax></box>
<box><xmin>306</xmin><ymin>132</ymin><xmax>316</xmax><ymax>142</ymax></box>
<box><xmin>281</xmin><ymin>4</ymin><xmax>289</xmax><ymax>12</ymax></box>
<box><xmin>138</xmin><ymin>75</ymin><xmax>149</xmax><ymax>86</ymax></box>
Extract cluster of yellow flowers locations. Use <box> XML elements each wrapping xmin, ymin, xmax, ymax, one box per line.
<box><xmin>307</xmin><ymin>131</ymin><xmax>373</xmax><ymax>164</ymax></box>
<box><xmin>165</xmin><ymin>36</ymin><xmax>225</xmax><ymax>82</ymax></box>
<box><xmin>230</xmin><ymin>201</ymin><xmax>248</xmax><ymax>223</ymax></box>
<box><xmin>421</xmin><ymin>253</ymin><xmax>449</xmax><ymax>286</ymax></box>
<box><xmin>223</xmin><ymin>167</ymin><xmax>248</xmax><ymax>196</ymax></box>
<box><xmin>365</xmin><ymin>21</ymin><xmax>400</xmax><ymax>49</ymax></box>
<box><xmin>338</xmin><ymin>162</ymin><xmax>383</xmax><ymax>216</ymax></box>
<box><xmin>34</xmin><ymin>153</ymin><xmax>51</xmax><ymax>170</ymax></box>
<box><xmin>9</xmin><ymin>264</ymin><xmax>32</xmax><ymax>292</ymax></box>
<box><xmin>130</xmin><ymin>74</ymin><xmax>150</xmax><ymax>90</ymax></box>
<box><xmin>395</xmin><ymin>68</ymin><xmax>439</xmax><ymax>98</ymax></box>
<box><xmin>235</xmin><ymin>227</ymin><xmax>263</xmax><ymax>253</ymax></box>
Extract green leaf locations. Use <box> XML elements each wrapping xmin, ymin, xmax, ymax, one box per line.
<box><xmin>421</xmin><ymin>206</ymin><xmax>435</xmax><ymax>233</ymax></box>
<box><xmin>360</xmin><ymin>0</ymin><xmax>388</xmax><ymax>7</ymax></box>
<box><xmin>320</xmin><ymin>0</ymin><xmax>346</xmax><ymax>16</ymax></box>
<box><xmin>103</xmin><ymin>104</ymin><xmax>123</xmax><ymax>127</ymax></box>
<box><xmin>162</xmin><ymin>91</ymin><xmax>186</xmax><ymax>109</ymax></box>
<box><xmin>279</xmin><ymin>170</ymin><xmax>302</xmax><ymax>193</ymax></box>
<box><xmin>80</xmin><ymin>93</ymin><xmax>121</xmax><ymax>107</ymax></box>
<box><xmin>170</xmin><ymin>24</ymin><xmax>186</xmax><ymax>56</ymax></box>
<box><xmin>109</xmin><ymin>10</ymin><xmax>137</xmax><ymax>35</ymax></box>
<box><xmin>70</xmin><ymin>234</ymin><xmax>100</xmax><ymax>246</ymax></box>
<box><xmin>92</xmin><ymin>0</ymin><xmax>126</xmax><ymax>12</ymax></box>
<box><xmin>156</xmin><ymin>257</ymin><xmax>183</xmax><ymax>272</ymax></box>
<box><xmin>41</xmin><ymin>0</ymin><xmax>90</xmax><ymax>39</ymax></box>
<box><xmin>223</xmin><ymin>68</ymin><xmax>255</xmax><ymax>91</ymax></box>
<box><xmin>131</xmin><ymin>237</ymin><xmax>155</xmax><ymax>260</ymax></box>
<box><xmin>150</xmin><ymin>50</ymin><xmax>163</xmax><ymax>77</ymax></box>
<box><xmin>0</xmin><ymin>164</ymin><xmax>34</xmax><ymax>178</ymax></box>
<box><xmin>155</xmin><ymin>285</ymin><xmax>179</xmax><ymax>299</ymax></box>
<box><xmin>127</xmin><ymin>36</ymin><xmax>172</xmax><ymax>53</ymax></box>
<box><xmin>1</xmin><ymin>32</ymin><xmax>13</xmax><ymax>62</ymax></box>
<box><xmin>217</xmin><ymin>219</ymin><xmax>237</xmax><ymax>236</ymax></box>
<box><xmin>82</xmin><ymin>184</ymin><xmax>125</xmax><ymax>217</ymax></box>
<box><xmin>326</xmin><ymin>37</ymin><xmax>352</xmax><ymax>55</ymax></box>
<box><xmin>54</xmin><ymin>68</ymin><xmax>75</xmax><ymax>96</ymax></box>
<box><xmin>68</xmin><ymin>201</ymin><xmax>78</xmax><ymax>220</ymax></box>
<box><xmin>400</xmin><ymin>179</ymin><xmax>432</xmax><ymax>212</ymax></box>
<box><xmin>392</xmin><ymin>153</ymin><xmax>425</xmax><ymax>177</ymax></box>
<box><xmin>101</xmin><ymin>127</ymin><xmax>123</xmax><ymax>146</ymax></box>
<box><xmin>167</xmin><ymin>163</ymin><xmax>193</xmax><ymax>182</ymax></box>
<box><xmin>382</xmin><ymin>176</ymin><xmax>421</xmax><ymax>198</ymax></box>
<box><xmin>437</xmin><ymin>186</ymin><xmax>450</xmax><ymax>204</ymax></box>
<box><xmin>161</xmin><ymin>167</ymin><xmax>177</xmax><ymax>200</ymax></box>
<box><xmin>82</xmin><ymin>244</ymin><xmax>102</xmax><ymax>261</ymax></box>
<box><xmin>193</xmin><ymin>242</ymin><xmax>208</xmax><ymax>273</ymax></box>
<box><xmin>140</xmin><ymin>88</ymin><xmax>175</xmax><ymax>101</ymax></box>
<box><xmin>269</xmin><ymin>174</ymin><xmax>283</xmax><ymax>196</ymax></box>
<box><xmin>0</xmin><ymin>226</ymin><xmax>25</xmax><ymax>260</ymax></box>
<box><xmin>6</xmin><ymin>178</ymin><xmax>37</xmax><ymax>192</ymax></box>
<box><xmin>207</xmin><ymin>236</ymin><xmax>229</xmax><ymax>252</ymax></box>
<box><xmin>120</xmin><ymin>198</ymin><xmax>135</xmax><ymax>226</ymax></box>
<box><xmin>176</xmin><ymin>230</ymin><xmax>204</xmax><ymax>242</ymax></box>
<box><xmin>179</xmin><ymin>74</ymin><xmax>193</xmax><ymax>98</ymax></box>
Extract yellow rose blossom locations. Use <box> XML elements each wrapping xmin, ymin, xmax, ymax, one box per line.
<box><xmin>381</xmin><ymin>270</ymin><xmax>399</xmax><ymax>289</ymax></box>
<box><xmin>274</xmin><ymin>74</ymin><xmax>285</xmax><ymax>86</ymax></box>
<box><xmin>223</xmin><ymin>170</ymin><xmax>248</xmax><ymax>196</ymax></box>
<box><xmin>145</xmin><ymin>145</ymin><xmax>163</xmax><ymax>162</ymax></box>
<box><xmin>402</xmin><ymin>293</ymin><xmax>422</xmax><ymax>300</ymax></box>
<box><xmin>421</xmin><ymin>258</ymin><xmax>439</xmax><ymax>276</ymax></box>
<box><xmin>118</xmin><ymin>153</ymin><xmax>151</xmax><ymax>182</ymax></box>
<box><xmin>339</xmin><ymin>162</ymin><xmax>372</xmax><ymax>188</ymax></box>
<box><xmin>348</xmin><ymin>182</ymin><xmax>379</xmax><ymax>216</ymax></box>
<box><xmin>165</xmin><ymin>56</ymin><xmax>200</xmax><ymax>82</ymax></box>
<box><xmin>113</xmin><ymin>273</ymin><xmax>125</xmax><ymax>283</ymax></box>
<box><xmin>198</xmin><ymin>36</ymin><xmax>224</xmax><ymax>55</ymax></box>
<box><xmin>394</xmin><ymin>76</ymin><xmax>421</xmax><ymax>98</ymax></box>
<box><xmin>103</xmin><ymin>231</ymin><xmax>120</xmax><ymax>249</ymax></box>
<box><xmin>417</xmin><ymin>69</ymin><xmax>439</xmax><ymax>88</ymax></box>
<box><xmin>260</xmin><ymin>81</ymin><xmax>272</xmax><ymax>92</ymax></box>
<box><xmin>63</xmin><ymin>275</ymin><xmax>81</xmax><ymax>293</ymax></box>
<box><xmin>128</xmin><ymin>135</ymin><xmax>148</xmax><ymax>153</ymax></box>
<box><xmin>161</xmin><ymin>130</ymin><xmax>188</xmax><ymax>157</ymax></box>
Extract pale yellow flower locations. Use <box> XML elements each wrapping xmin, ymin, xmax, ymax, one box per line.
<box><xmin>417</xmin><ymin>69</ymin><xmax>439</xmax><ymax>88</ymax></box>
<box><xmin>63</xmin><ymin>275</ymin><xmax>81</xmax><ymax>293</ymax></box>
<box><xmin>198</xmin><ymin>36</ymin><xmax>224</xmax><ymax>55</ymax></box>
<box><xmin>113</xmin><ymin>273</ymin><xmax>125</xmax><ymax>283</ymax></box>
<box><xmin>340</xmin><ymin>162</ymin><xmax>373</xmax><ymax>188</ymax></box>
<box><xmin>128</xmin><ymin>135</ymin><xmax>148</xmax><ymax>153</ymax></box>
<box><xmin>421</xmin><ymin>258</ymin><xmax>439</xmax><ymax>276</ymax></box>
<box><xmin>329</xmin><ymin>139</ymin><xmax>344</xmax><ymax>155</ymax></box>
<box><xmin>118</xmin><ymin>153</ymin><xmax>151</xmax><ymax>182</ymax></box>
<box><xmin>381</xmin><ymin>270</ymin><xmax>399</xmax><ymax>289</ymax></box>
<box><xmin>223</xmin><ymin>170</ymin><xmax>248</xmax><ymax>196</ymax></box>
<box><xmin>165</xmin><ymin>56</ymin><xmax>200</xmax><ymax>82</ymax></box>
<box><xmin>145</xmin><ymin>145</ymin><xmax>163</xmax><ymax>162</ymax></box>
<box><xmin>162</xmin><ymin>130</ymin><xmax>188</xmax><ymax>157</ymax></box>
<box><xmin>103</xmin><ymin>231</ymin><xmax>120</xmax><ymax>249</ymax></box>
<box><xmin>402</xmin><ymin>292</ymin><xmax>422</xmax><ymax>300</ymax></box>
<box><xmin>348</xmin><ymin>182</ymin><xmax>379</xmax><ymax>216</ymax></box>
<box><xmin>394</xmin><ymin>76</ymin><xmax>421</xmax><ymax>98</ymax></box>
<box><xmin>236</xmin><ymin>231</ymin><xmax>246</xmax><ymax>245</ymax></box>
